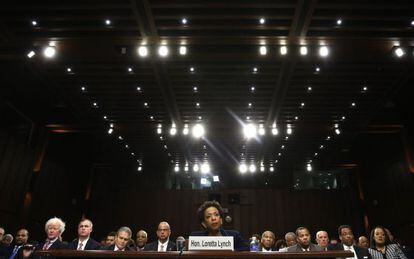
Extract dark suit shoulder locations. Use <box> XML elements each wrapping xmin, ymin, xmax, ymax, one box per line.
<box><xmin>85</xmin><ymin>238</ymin><xmax>101</xmax><ymax>250</ymax></box>
<box><xmin>143</xmin><ymin>241</ymin><xmax>158</xmax><ymax>251</ymax></box>
<box><xmin>100</xmin><ymin>245</ymin><xmax>114</xmax><ymax>251</ymax></box>
<box><xmin>189</xmin><ymin>231</ymin><xmax>207</xmax><ymax>236</ymax></box>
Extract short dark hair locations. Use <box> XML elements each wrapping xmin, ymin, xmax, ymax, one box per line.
<box><xmin>107</xmin><ymin>231</ymin><xmax>116</xmax><ymax>237</ymax></box>
<box><xmin>197</xmin><ymin>200</ymin><xmax>224</xmax><ymax>223</ymax></box>
<box><xmin>370</xmin><ymin>226</ymin><xmax>390</xmax><ymax>248</ymax></box>
<box><xmin>295</xmin><ymin>227</ymin><xmax>309</xmax><ymax>236</ymax></box>
<box><xmin>338</xmin><ymin>225</ymin><xmax>352</xmax><ymax>237</ymax></box>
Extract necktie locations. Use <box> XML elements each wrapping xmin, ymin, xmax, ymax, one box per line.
<box><xmin>9</xmin><ymin>246</ymin><xmax>20</xmax><ymax>259</ymax></box>
<box><xmin>77</xmin><ymin>242</ymin><xmax>84</xmax><ymax>250</ymax></box>
<box><xmin>160</xmin><ymin>244</ymin><xmax>164</xmax><ymax>252</ymax></box>
<box><xmin>42</xmin><ymin>241</ymin><xmax>51</xmax><ymax>250</ymax></box>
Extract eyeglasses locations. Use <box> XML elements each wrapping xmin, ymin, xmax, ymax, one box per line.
<box><xmin>157</xmin><ymin>229</ymin><xmax>169</xmax><ymax>232</ymax></box>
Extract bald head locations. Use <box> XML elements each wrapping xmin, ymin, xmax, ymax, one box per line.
<box><xmin>358</xmin><ymin>236</ymin><xmax>369</xmax><ymax>248</ymax></box>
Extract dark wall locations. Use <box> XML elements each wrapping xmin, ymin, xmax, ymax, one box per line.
<box><xmin>355</xmin><ymin>130</ymin><xmax>414</xmax><ymax>246</ymax></box>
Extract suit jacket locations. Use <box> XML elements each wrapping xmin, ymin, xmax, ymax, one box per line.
<box><xmin>143</xmin><ymin>240</ymin><xmax>176</xmax><ymax>251</ymax></box>
<box><xmin>287</xmin><ymin>243</ymin><xmax>323</xmax><ymax>252</ymax></box>
<box><xmin>68</xmin><ymin>238</ymin><xmax>101</xmax><ymax>250</ymax></box>
<box><xmin>328</xmin><ymin>243</ymin><xmax>371</xmax><ymax>259</ymax></box>
<box><xmin>100</xmin><ymin>244</ymin><xmax>135</xmax><ymax>251</ymax></box>
<box><xmin>190</xmin><ymin>229</ymin><xmax>249</xmax><ymax>251</ymax></box>
<box><xmin>36</xmin><ymin>239</ymin><xmax>68</xmax><ymax>250</ymax></box>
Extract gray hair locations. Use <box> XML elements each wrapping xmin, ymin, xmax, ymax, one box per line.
<box><xmin>45</xmin><ymin>217</ymin><xmax>66</xmax><ymax>234</ymax></box>
<box><xmin>117</xmin><ymin>226</ymin><xmax>132</xmax><ymax>238</ymax></box>
<box><xmin>285</xmin><ymin>232</ymin><xmax>296</xmax><ymax>240</ymax></box>
<box><xmin>261</xmin><ymin>230</ymin><xmax>275</xmax><ymax>239</ymax></box>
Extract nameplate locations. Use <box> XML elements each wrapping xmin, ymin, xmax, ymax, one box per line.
<box><xmin>188</xmin><ymin>236</ymin><xmax>234</xmax><ymax>251</ymax></box>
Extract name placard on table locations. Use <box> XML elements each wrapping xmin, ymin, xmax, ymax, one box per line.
<box><xmin>188</xmin><ymin>236</ymin><xmax>234</xmax><ymax>251</ymax></box>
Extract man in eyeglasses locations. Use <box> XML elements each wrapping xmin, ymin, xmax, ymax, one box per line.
<box><xmin>101</xmin><ymin>227</ymin><xmax>135</xmax><ymax>251</ymax></box>
<box><xmin>144</xmin><ymin>222</ymin><xmax>176</xmax><ymax>252</ymax></box>
<box><xmin>68</xmin><ymin>219</ymin><xmax>100</xmax><ymax>250</ymax></box>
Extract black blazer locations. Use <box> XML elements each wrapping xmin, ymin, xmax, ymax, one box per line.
<box><xmin>287</xmin><ymin>243</ymin><xmax>323</xmax><ymax>252</ymax></box>
<box><xmin>100</xmin><ymin>244</ymin><xmax>136</xmax><ymax>251</ymax></box>
<box><xmin>143</xmin><ymin>240</ymin><xmax>176</xmax><ymax>251</ymax></box>
<box><xmin>328</xmin><ymin>243</ymin><xmax>371</xmax><ymax>259</ymax></box>
<box><xmin>190</xmin><ymin>229</ymin><xmax>249</xmax><ymax>251</ymax></box>
<box><xmin>68</xmin><ymin>238</ymin><xmax>101</xmax><ymax>250</ymax></box>
<box><xmin>37</xmin><ymin>239</ymin><xmax>68</xmax><ymax>250</ymax></box>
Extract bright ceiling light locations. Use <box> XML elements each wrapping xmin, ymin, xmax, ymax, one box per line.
<box><xmin>107</xmin><ymin>128</ymin><xmax>113</xmax><ymax>134</ymax></box>
<box><xmin>179</xmin><ymin>46</ymin><xmax>187</xmax><ymax>55</ymax></box>
<box><xmin>271</xmin><ymin>123</ymin><xmax>279</xmax><ymax>135</ymax></box>
<box><xmin>319</xmin><ymin>46</ymin><xmax>329</xmax><ymax>57</ymax></box>
<box><xmin>269</xmin><ymin>166</ymin><xmax>274</xmax><ymax>172</ymax></box>
<box><xmin>105</xmin><ymin>19</ymin><xmax>111</xmax><ymax>25</ymax></box>
<box><xmin>280</xmin><ymin>46</ymin><xmax>287</xmax><ymax>55</ymax></box>
<box><xmin>253</xmin><ymin>67</ymin><xmax>258</xmax><ymax>73</ymax></box>
<box><xmin>128</xmin><ymin>67</ymin><xmax>133</xmax><ymax>72</ymax></box>
<box><xmin>193</xmin><ymin>164</ymin><xmax>199</xmax><ymax>172</ymax></box>
<box><xmin>169</xmin><ymin>124</ymin><xmax>177</xmax><ymax>136</ymax></box>
<box><xmin>239</xmin><ymin>164</ymin><xmax>247</xmax><ymax>174</ymax></box>
<box><xmin>307</xmin><ymin>86</ymin><xmax>312</xmax><ymax>91</ymax></box>
<box><xmin>335</xmin><ymin>128</ymin><xmax>341</xmax><ymax>135</ymax></box>
<box><xmin>259</xmin><ymin>17</ymin><xmax>265</xmax><ymax>24</ymax></box>
<box><xmin>137</xmin><ymin>166</ymin><xmax>142</xmax><ymax>171</ymax></box>
<box><xmin>193</xmin><ymin>86</ymin><xmax>198</xmax><ymax>92</ymax></box>
<box><xmin>183</xmin><ymin>124</ymin><xmax>189</xmax><ymax>135</ymax></box>
<box><xmin>249</xmin><ymin>164</ymin><xmax>256</xmax><ymax>173</ymax></box>
<box><xmin>157</xmin><ymin>124</ymin><xmax>162</xmax><ymax>134</ymax></box>
<box><xmin>260</xmin><ymin>166</ymin><xmax>265</xmax><ymax>172</ymax></box>
<box><xmin>181</xmin><ymin>18</ymin><xmax>188</xmax><ymax>24</ymax></box>
<box><xmin>243</xmin><ymin>123</ymin><xmax>257</xmax><ymax>139</ymax></box>
<box><xmin>174</xmin><ymin>165</ymin><xmax>180</xmax><ymax>172</ymax></box>
<box><xmin>286</xmin><ymin>124</ymin><xmax>293</xmax><ymax>135</ymax></box>
<box><xmin>201</xmin><ymin>163</ymin><xmax>211</xmax><ymax>174</ymax></box>
<box><xmin>250</xmin><ymin>86</ymin><xmax>255</xmax><ymax>92</ymax></box>
<box><xmin>213</xmin><ymin>175</ymin><xmax>220</xmax><ymax>182</ymax></box>
<box><xmin>336</xmin><ymin>19</ymin><xmax>342</xmax><ymax>25</ymax></box>
<box><xmin>138</xmin><ymin>46</ymin><xmax>148</xmax><ymax>57</ymax></box>
<box><xmin>259</xmin><ymin>46</ymin><xmax>267</xmax><ymax>55</ymax></box>
<box><xmin>158</xmin><ymin>46</ymin><xmax>169</xmax><ymax>57</ymax></box>
<box><xmin>300</xmin><ymin>46</ymin><xmax>308</xmax><ymax>55</ymax></box>
<box><xmin>190</xmin><ymin>67</ymin><xmax>195</xmax><ymax>72</ymax></box>
<box><xmin>31</xmin><ymin>20</ymin><xmax>37</xmax><ymax>26</ymax></box>
<box><xmin>394</xmin><ymin>47</ymin><xmax>405</xmax><ymax>57</ymax></box>
<box><xmin>200</xmin><ymin>178</ymin><xmax>208</xmax><ymax>185</ymax></box>
<box><xmin>43</xmin><ymin>46</ymin><xmax>56</xmax><ymax>58</ymax></box>
<box><xmin>258</xmin><ymin>124</ymin><xmax>265</xmax><ymax>135</ymax></box>
<box><xmin>192</xmin><ymin>124</ymin><xmax>205</xmax><ymax>138</ymax></box>
<box><xmin>306</xmin><ymin>163</ymin><xmax>312</xmax><ymax>172</ymax></box>
<box><xmin>27</xmin><ymin>50</ymin><xmax>36</xmax><ymax>58</ymax></box>
<box><xmin>315</xmin><ymin>67</ymin><xmax>320</xmax><ymax>72</ymax></box>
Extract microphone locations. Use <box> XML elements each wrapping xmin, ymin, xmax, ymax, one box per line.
<box><xmin>176</xmin><ymin>236</ymin><xmax>185</xmax><ymax>254</ymax></box>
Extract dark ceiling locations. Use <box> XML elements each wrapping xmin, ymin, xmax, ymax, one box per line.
<box><xmin>1</xmin><ymin>0</ymin><xmax>413</xmax><ymax>188</ymax></box>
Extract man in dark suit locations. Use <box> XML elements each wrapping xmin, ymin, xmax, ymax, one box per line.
<box><xmin>144</xmin><ymin>222</ymin><xmax>176</xmax><ymax>252</ymax></box>
<box><xmin>260</xmin><ymin>230</ymin><xmax>276</xmax><ymax>252</ymax></box>
<box><xmin>5</xmin><ymin>229</ymin><xmax>29</xmax><ymax>259</ymax></box>
<box><xmin>100</xmin><ymin>227</ymin><xmax>135</xmax><ymax>251</ymax></box>
<box><xmin>286</xmin><ymin>227</ymin><xmax>323</xmax><ymax>252</ymax></box>
<box><xmin>328</xmin><ymin>225</ymin><xmax>371</xmax><ymax>259</ymax></box>
<box><xmin>190</xmin><ymin>200</ymin><xmax>249</xmax><ymax>251</ymax></box>
<box><xmin>68</xmin><ymin>219</ymin><xmax>100</xmax><ymax>250</ymax></box>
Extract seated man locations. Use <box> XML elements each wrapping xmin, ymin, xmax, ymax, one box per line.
<box><xmin>144</xmin><ymin>222</ymin><xmax>176</xmax><ymax>252</ymax></box>
<box><xmin>7</xmin><ymin>229</ymin><xmax>29</xmax><ymax>259</ymax></box>
<box><xmin>315</xmin><ymin>230</ymin><xmax>330</xmax><ymax>251</ymax></box>
<box><xmin>328</xmin><ymin>225</ymin><xmax>371</xmax><ymax>259</ymax></box>
<box><xmin>260</xmin><ymin>231</ymin><xmax>276</xmax><ymax>252</ymax></box>
<box><xmin>286</xmin><ymin>227</ymin><xmax>322</xmax><ymax>252</ymax></box>
<box><xmin>101</xmin><ymin>227</ymin><xmax>135</xmax><ymax>251</ymax></box>
<box><xmin>135</xmin><ymin>230</ymin><xmax>148</xmax><ymax>251</ymax></box>
<box><xmin>190</xmin><ymin>200</ymin><xmax>248</xmax><ymax>251</ymax></box>
<box><xmin>105</xmin><ymin>232</ymin><xmax>116</xmax><ymax>246</ymax></box>
<box><xmin>68</xmin><ymin>219</ymin><xmax>100</xmax><ymax>250</ymax></box>
<box><xmin>358</xmin><ymin>236</ymin><xmax>369</xmax><ymax>249</ymax></box>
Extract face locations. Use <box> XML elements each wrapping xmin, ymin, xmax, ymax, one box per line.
<box><xmin>202</xmin><ymin>206</ymin><xmax>222</xmax><ymax>233</ymax></box>
<box><xmin>339</xmin><ymin>227</ymin><xmax>354</xmax><ymax>246</ymax></box>
<box><xmin>136</xmin><ymin>231</ymin><xmax>147</xmax><ymax>247</ymax></box>
<box><xmin>358</xmin><ymin>236</ymin><xmax>369</xmax><ymax>248</ymax></box>
<box><xmin>115</xmin><ymin>231</ymin><xmax>130</xmax><ymax>250</ymax></box>
<box><xmin>157</xmin><ymin>223</ymin><xmax>171</xmax><ymax>242</ymax></box>
<box><xmin>297</xmin><ymin>229</ymin><xmax>311</xmax><ymax>247</ymax></box>
<box><xmin>261</xmin><ymin>231</ymin><xmax>275</xmax><ymax>249</ymax></box>
<box><xmin>0</xmin><ymin>228</ymin><xmax>4</xmax><ymax>241</ymax></box>
<box><xmin>373</xmin><ymin>228</ymin><xmax>386</xmax><ymax>246</ymax></box>
<box><xmin>106</xmin><ymin>235</ymin><xmax>115</xmax><ymax>246</ymax></box>
<box><xmin>286</xmin><ymin>235</ymin><xmax>297</xmax><ymax>246</ymax></box>
<box><xmin>316</xmin><ymin>231</ymin><xmax>329</xmax><ymax>248</ymax></box>
<box><xmin>46</xmin><ymin>223</ymin><xmax>61</xmax><ymax>240</ymax></box>
<box><xmin>15</xmin><ymin>229</ymin><xmax>29</xmax><ymax>245</ymax></box>
<box><xmin>78</xmin><ymin>220</ymin><xmax>93</xmax><ymax>238</ymax></box>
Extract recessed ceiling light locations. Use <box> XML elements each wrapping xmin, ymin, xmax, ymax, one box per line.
<box><xmin>179</xmin><ymin>46</ymin><xmax>187</xmax><ymax>55</ymax></box>
<box><xmin>81</xmin><ymin>86</ymin><xmax>86</xmax><ymax>91</ymax></box>
<box><xmin>92</xmin><ymin>102</ymin><xmax>98</xmax><ymax>107</ymax></box>
<box><xmin>190</xmin><ymin>67</ymin><xmax>195</xmax><ymax>72</ymax></box>
<box><xmin>294</xmin><ymin>116</ymin><xmax>299</xmax><ymax>120</ymax></box>
<box><xmin>300</xmin><ymin>46</ymin><xmax>308</xmax><ymax>56</ymax></box>
<box><xmin>253</xmin><ymin>67</ymin><xmax>258</xmax><ymax>73</ymax></box>
<box><xmin>251</xmin><ymin>86</ymin><xmax>255</xmax><ymax>92</ymax></box>
<box><xmin>196</xmin><ymin>102</ymin><xmax>200</xmax><ymax>108</ymax></box>
<box><xmin>31</xmin><ymin>20</ymin><xmax>37</xmax><ymax>26</ymax></box>
<box><xmin>103</xmin><ymin>115</ymin><xmax>108</xmax><ymax>120</ymax></box>
<box><xmin>66</xmin><ymin>67</ymin><xmax>72</xmax><ymax>72</ymax></box>
<box><xmin>300</xmin><ymin>102</ymin><xmax>305</xmax><ymax>107</ymax></box>
<box><xmin>27</xmin><ymin>50</ymin><xmax>36</xmax><ymax>58</ymax></box>
<box><xmin>280</xmin><ymin>46</ymin><xmax>288</xmax><ymax>55</ymax></box>
<box><xmin>43</xmin><ymin>46</ymin><xmax>56</xmax><ymax>58</ymax></box>
<box><xmin>105</xmin><ymin>19</ymin><xmax>111</xmax><ymax>25</ymax></box>
<box><xmin>351</xmin><ymin>102</ymin><xmax>356</xmax><ymax>107</ymax></box>
<box><xmin>394</xmin><ymin>47</ymin><xmax>405</xmax><ymax>57</ymax></box>
<box><xmin>307</xmin><ymin>86</ymin><xmax>312</xmax><ymax>91</ymax></box>
<box><xmin>193</xmin><ymin>86</ymin><xmax>198</xmax><ymax>92</ymax></box>
<box><xmin>181</xmin><ymin>18</ymin><xmax>188</xmax><ymax>24</ymax></box>
<box><xmin>158</xmin><ymin>46</ymin><xmax>169</xmax><ymax>57</ymax></box>
<box><xmin>411</xmin><ymin>20</ymin><xmax>414</xmax><ymax>26</ymax></box>
<box><xmin>326</xmin><ymin>136</ymin><xmax>331</xmax><ymax>140</ymax></box>
<box><xmin>259</xmin><ymin>46</ymin><xmax>267</xmax><ymax>55</ymax></box>
<box><xmin>128</xmin><ymin>67</ymin><xmax>133</xmax><ymax>72</ymax></box>
<box><xmin>137</xmin><ymin>86</ymin><xmax>142</xmax><ymax>92</ymax></box>
<box><xmin>336</xmin><ymin>19</ymin><xmax>342</xmax><ymax>25</ymax></box>
<box><xmin>362</xmin><ymin>86</ymin><xmax>368</xmax><ymax>92</ymax></box>
<box><xmin>248</xmin><ymin>103</ymin><xmax>252</xmax><ymax>108</ymax></box>
<box><xmin>319</xmin><ymin>46</ymin><xmax>329</xmax><ymax>57</ymax></box>
<box><xmin>315</xmin><ymin>67</ymin><xmax>320</xmax><ymax>72</ymax></box>
<box><xmin>144</xmin><ymin>102</ymin><xmax>149</xmax><ymax>107</ymax></box>
<box><xmin>259</xmin><ymin>17</ymin><xmax>265</xmax><ymax>24</ymax></box>
<box><xmin>150</xmin><ymin>116</ymin><xmax>154</xmax><ymax>120</ymax></box>
<box><xmin>341</xmin><ymin>116</ymin><xmax>346</xmax><ymax>120</ymax></box>
<box><xmin>138</xmin><ymin>46</ymin><xmax>148</xmax><ymax>57</ymax></box>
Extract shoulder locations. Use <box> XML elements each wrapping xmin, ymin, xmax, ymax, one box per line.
<box><xmin>190</xmin><ymin>231</ymin><xmax>207</xmax><ymax>236</ymax></box>
<box><xmin>287</xmin><ymin>244</ymin><xmax>299</xmax><ymax>252</ymax></box>
<box><xmin>88</xmin><ymin>238</ymin><xmax>101</xmax><ymax>249</ymax></box>
<box><xmin>143</xmin><ymin>241</ymin><xmax>157</xmax><ymax>251</ymax></box>
<box><xmin>221</xmin><ymin>229</ymin><xmax>242</xmax><ymax>237</ymax></box>
<box><xmin>100</xmin><ymin>245</ymin><xmax>114</xmax><ymax>250</ymax></box>
<box><xmin>311</xmin><ymin>243</ymin><xmax>323</xmax><ymax>251</ymax></box>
